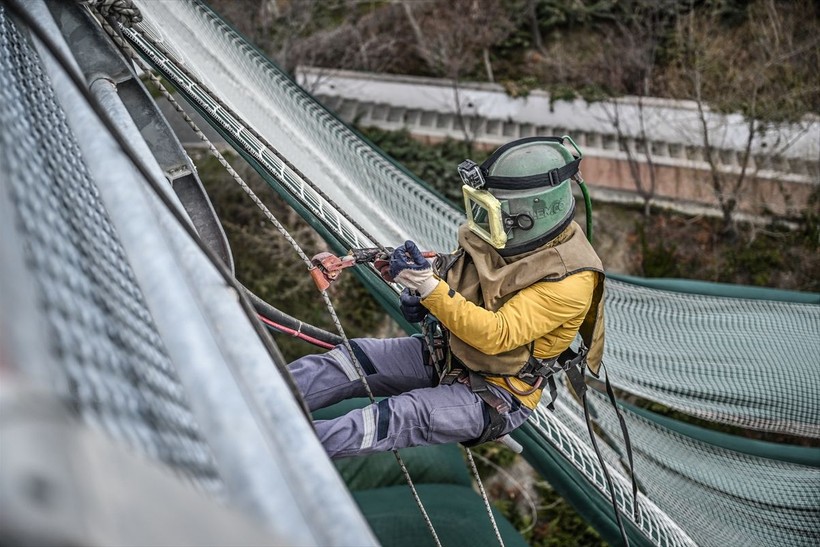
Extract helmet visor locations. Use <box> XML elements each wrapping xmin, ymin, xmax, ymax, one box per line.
<box><xmin>463</xmin><ymin>185</ymin><xmax>508</xmax><ymax>249</ymax></box>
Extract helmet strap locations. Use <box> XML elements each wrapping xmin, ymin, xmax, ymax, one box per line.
<box><xmin>479</xmin><ymin>136</ymin><xmax>581</xmax><ymax>191</ymax></box>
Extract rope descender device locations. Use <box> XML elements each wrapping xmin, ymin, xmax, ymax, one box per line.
<box><xmin>309</xmin><ymin>247</ymin><xmax>390</xmax><ymax>291</ymax></box>
<box><xmin>309</xmin><ymin>247</ymin><xmax>437</xmax><ymax>291</ymax></box>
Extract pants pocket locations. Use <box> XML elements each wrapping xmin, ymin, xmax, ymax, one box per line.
<box><xmin>428</xmin><ymin>401</ymin><xmax>485</xmax><ymax>444</ymax></box>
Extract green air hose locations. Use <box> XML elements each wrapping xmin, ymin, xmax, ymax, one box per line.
<box><xmin>577</xmin><ymin>178</ymin><xmax>594</xmax><ymax>244</ymax></box>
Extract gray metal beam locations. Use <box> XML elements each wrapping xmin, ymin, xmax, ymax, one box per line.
<box><xmin>47</xmin><ymin>0</ymin><xmax>234</xmax><ymax>271</ymax></box>
<box><xmin>22</xmin><ymin>2</ymin><xmax>378</xmax><ymax>545</ymax></box>
<box><xmin>0</xmin><ymin>387</ymin><xmax>281</xmax><ymax>547</ymax></box>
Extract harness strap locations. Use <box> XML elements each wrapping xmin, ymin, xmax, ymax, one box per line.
<box><xmin>421</xmin><ymin>316</ymin><xmax>451</xmax><ymax>382</ymax></box>
<box><xmin>546</xmin><ymin>374</ymin><xmax>558</xmax><ymax>411</ymax></box>
<box><xmin>602</xmin><ymin>362</ymin><xmax>638</xmax><ymax>520</ymax></box>
<box><xmin>461</xmin><ymin>371</ymin><xmax>510</xmax><ymax>447</ymax></box>
<box><xmin>540</xmin><ymin>347</ymin><xmax>636</xmax><ymax>546</ymax></box>
<box><xmin>541</xmin><ymin>346</ymin><xmax>586</xmax><ymax>410</ymax></box>
<box><xmin>582</xmin><ymin>388</ymin><xmax>631</xmax><ymax>547</ymax></box>
<box><xmin>466</xmin><ymin>371</ymin><xmax>511</xmax><ymax>415</ymax></box>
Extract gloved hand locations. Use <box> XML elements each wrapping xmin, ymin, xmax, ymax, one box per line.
<box><xmin>389</xmin><ymin>240</ymin><xmax>438</xmax><ymax>298</ymax></box>
<box><xmin>400</xmin><ymin>288</ymin><xmax>428</xmax><ymax>323</ymax></box>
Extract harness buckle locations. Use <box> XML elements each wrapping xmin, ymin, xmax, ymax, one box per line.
<box><xmin>439</xmin><ymin>367</ymin><xmax>464</xmax><ymax>386</ymax></box>
<box><xmin>520</xmin><ymin>355</ymin><xmax>560</xmax><ymax>382</ymax></box>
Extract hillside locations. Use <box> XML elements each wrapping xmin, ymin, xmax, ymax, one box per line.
<box><xmin>210</xmin><ymin>0</ymin><xmax>818</xmax><ymax>121</ymax></box>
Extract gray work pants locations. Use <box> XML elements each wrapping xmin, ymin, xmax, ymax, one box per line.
<box><xmin>288</xmin><ymin>337</ymin><xmax>533</xmax><ymax>459</ymax></box>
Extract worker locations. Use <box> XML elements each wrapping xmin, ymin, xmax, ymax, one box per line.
<box><xmin>288</xmin><ymin>136</ymin><xmax>605</xmax><ymax>458</ymax></box>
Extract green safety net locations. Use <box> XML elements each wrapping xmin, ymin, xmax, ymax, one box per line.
<box><xmin>603</xmin><ymin>276</ymin><xmax>819</xmax><ymax>439</ymax></box>
<box><xmin>123</xmin><ymin>2</ymin><xmax>820</xmax><ymax>545</ymax></box>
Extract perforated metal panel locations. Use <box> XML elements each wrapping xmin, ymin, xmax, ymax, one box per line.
<box><xmin>0</xmin><ymin>7</ymin><xmax>221</xmax><ymax>493</ymax></box>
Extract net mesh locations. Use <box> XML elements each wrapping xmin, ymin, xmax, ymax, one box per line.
<box><xmin>0</xmin><ymin>7</ymin><xmax>222</xmax><ymax>494</ymax></box>
<box><xmin>605</xmin><ymin>278</ymin><xmax>820</xmax><ymax>438</ymax></box>
<box><xmin>584</xmin><ymin>390</ymin><xmax>820</xmax><ymax>547</ymax></box>
<box><xmin>113</xmin><ymin>1</ymin><xmax>820</xmax><ymax>544</ymax></box>
<box><xmin>526</xmin><ymin>400</ymin><xmax>698</xmax><ymax>547</ymax></box>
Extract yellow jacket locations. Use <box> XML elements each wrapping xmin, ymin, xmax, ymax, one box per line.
<box><xmin>421</xmin><ymin>270</ymin><xmax>596</xmax><ymax>408</ymax></box>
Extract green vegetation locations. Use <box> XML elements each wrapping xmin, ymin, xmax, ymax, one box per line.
<box><xmin>212</xmin><ymin>0</ymin><xmax>817</xmax><ymax>119</ymax></box>
<box><xmin>499</xmin><ymin>483</ymin><xmax>605</xmax><ymax>547</ymax></box>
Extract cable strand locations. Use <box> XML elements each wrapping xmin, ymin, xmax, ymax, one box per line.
<box><xmin>100</xmin><ymin>13</ymin><xmax>441</xmax><ymax>545</ymax></box>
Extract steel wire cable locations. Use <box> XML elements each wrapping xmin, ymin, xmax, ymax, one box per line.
<box><xmin>90</xmin><ymin>9</ymin><xmax>444</xmax><ymax>545</ymax></box>
<box><xmin>1</xmin><ymin>0</ymin><xmax>315</xmax><ymax>468</ymax></box>
<box><xmin>118</xmin><ymin>15</ymin><xmax>388</xmax><ymax>256</ymax></box>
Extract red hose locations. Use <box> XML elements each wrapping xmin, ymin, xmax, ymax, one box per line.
<box><xmin>257</xmin><ymin>314</ymin><xmax>335</xmax><ymax>350</ymax></box>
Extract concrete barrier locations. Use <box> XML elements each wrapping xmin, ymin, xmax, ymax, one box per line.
<box><xmin>299</xmin><ymin>67</ymin><xmax>818</xmax><ymax>219</ymax></box>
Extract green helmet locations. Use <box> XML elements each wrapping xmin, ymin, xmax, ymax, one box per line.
<box><xmin>458</xmin><ymin>136</ymin><xmax>583</xmax><ymax>256</ymax></box>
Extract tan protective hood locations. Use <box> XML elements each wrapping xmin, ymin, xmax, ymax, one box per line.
<box><xmin>444</xmin><ymin>222</ymin><xmax>606</xmax><ymax>376</ymax></box>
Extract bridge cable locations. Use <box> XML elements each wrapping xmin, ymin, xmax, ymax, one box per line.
<box><xmin>91</xmin><ymin>9</ymin><xmax>444</xmax><ymax>545</ymax></box>
<box><xmin>1</xmin><ymin>0</ymin><xmax>319</xmax><ymax>459</ymax></box>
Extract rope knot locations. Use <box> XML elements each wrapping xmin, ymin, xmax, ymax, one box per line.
<box><xmin>83</xmin><ymin>0</ymin><xmax>142</xmax><ymax>27</ymax></box>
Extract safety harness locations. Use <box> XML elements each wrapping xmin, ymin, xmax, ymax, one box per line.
<box><xmin>422</xmin><ymin>317</ymin><xmax>588</xmax><ymax>444</ymax></box>
<box><xmin>422</xmin><ymin>317</ymin><xmax>636</xmax><ymax>546</ymax></box>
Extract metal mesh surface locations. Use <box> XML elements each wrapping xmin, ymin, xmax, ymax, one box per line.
<box><xmin>584</xmin><ymin>390</ymin><xmax>820</xmax><ymax>547</ymax></box>
<box><xmin>0</xmin><ymin>7</ymin><xmax>222</xmax><ymax>493</ymax></box>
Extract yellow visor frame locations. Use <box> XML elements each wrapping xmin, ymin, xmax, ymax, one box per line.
<box><xmin>462</xmin><ymin>185</ymin><xmax>508</xmax><ymax>249</ymax></box>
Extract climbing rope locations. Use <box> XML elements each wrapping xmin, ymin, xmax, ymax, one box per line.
<box><xmin>90</xmin><ymin>8</ymin><xmax>443</xmax><ymax>545</ymax></box>
<box><xmin>465</xmin><ymin>448</ymin><xmax>507</xmax><ymax>547</ymax></box>
<box><xmin>81</xmin><ymin>0</ymin><xmax>141</xmax><ymax>26</ymax></box>
<box><xmin>469</xmin><ymin>450</ymin><xmax>540</xmax><ymax>536</ymax></box>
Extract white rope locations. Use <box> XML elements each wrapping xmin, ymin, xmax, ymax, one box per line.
<box><xmin>465</xmin><ymin>448</ymin><xmax>506</xmax><ymax>547</ymax></box>
<box><xmin>468</xmin><ymin>450</ymin><xmax>540</xmax><ymax>535</ymax></box>
<box><xmin>82</xmin><ymin>0</ymin><xmax>141</xmax><ymax>26</ymax></box>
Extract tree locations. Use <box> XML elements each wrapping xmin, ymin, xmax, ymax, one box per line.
<box><xmin>598</xmin><ymin>1</ymin><xmax>687</xmax><ymax>217</ymax></box>
<box><xmin>398</xmin><ymin>0</ymin><xmax>514</xmax><ymax>148</ymax></box>
<box><xmin>666</xmin><ymin>0</ymin><xmax>819</xmax><ymax>236</ymax></box>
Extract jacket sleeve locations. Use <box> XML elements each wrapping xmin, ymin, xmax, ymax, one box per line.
<box><xmin>421</xmin><ymin>273</ymin><xmax>595</xmax><ymax>355</ymax></box>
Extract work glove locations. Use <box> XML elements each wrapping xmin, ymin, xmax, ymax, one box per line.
<box><xmin>400</xmin><ymin>288</ymin><xmax>428</xmax><ymax>323</ymax></box>
<box><xmin>389</xmin><ymin>240</ymin><xmax>438</xmax><ymax>298</ymax></box>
